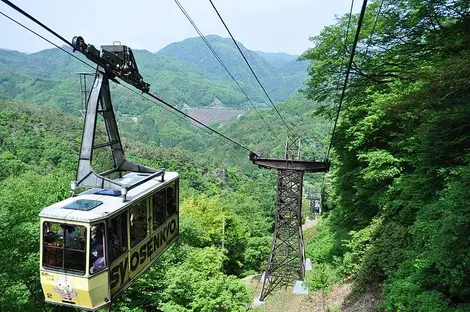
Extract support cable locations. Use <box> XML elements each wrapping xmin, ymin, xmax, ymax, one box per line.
<box><xmin>1</xmin><ymin>0</ymin><xmax>72</xmax><ymax>48</ymax></box>
<box><xmin>207</xmin><ymin>0</ymin><xmax>294</xmax><ymax>136</ymax></box>
<box><xmin>172</xmin><ymin>0</ymin><xmax>276</xmax><ymax>136</ymax></box>
<box><xmin>364</xmin><ymin>0</ymin><xmax>384</xmax><ymax>57</ymax></box>
<box><xmin>0</xmin><ymin>11</ymin><xmax>92</xmax><ymax>70</ymax></box>
<box><xmin>0</xmin><ymin>2</ymin><xmax>255</xmax><ymax>154</ymax></box>
<box><xmin>344</xmin><ymin>0</ymin><xmax>356</xmax><ymax>56</ymax></box>
<box><xmin>321</xmin><ymin>0</ymin><xmax>369</xmax><ymax>200</ymax></box>
<box><xmin>142</xmin><ymin>91</ymin><xmax>253</xmax><ymax>153</ymax></box>
<box><xmin>0</xmin><ymin>10</ymin><xmax>187</xmax><ymax>125</ymax></box>
<box><xmin>117</xmin><ymin>83</ymin><xmax>254</xmax><ymax>154</ymax></box>
<box><xmin>325</xmin><ymin>0</ymin><xmax>369</xmax><ymax>160</ymax></box>
<box><xmin>324</xmin><ymin>0</ymin><xmax>355</xmax><ymax>160</ymax></box>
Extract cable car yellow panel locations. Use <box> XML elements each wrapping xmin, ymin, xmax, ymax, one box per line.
<box><xmin>40</xmin><ymin>271</ymin><xmax>109</xmax><ymax>310</ymax></box>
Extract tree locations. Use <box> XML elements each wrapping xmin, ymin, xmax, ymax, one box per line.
<box><xmin>160</xmin><ymin>247</ymin><xmax>250</xmax><ymax>312</ymax></box>
<box><xmin>0</xmin><ymin>170</ymin><xmax>71</xmax><ymax>311</ymax></box>
<box><xmin>302</xmin><ymin>0</ymin><xmax>470</xmax><ymax>310</ymax></box>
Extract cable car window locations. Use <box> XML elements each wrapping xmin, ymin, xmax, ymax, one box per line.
<box><xmin>43</xmin><ymin>222</ymin><xmax>86</xmax><ymax>275</ymax></box>
<box><xmin>108</xmin><ymin>211</ymin><xmax>128</xmax><ymax>263</ymax></box>
<box><xmin>152</xmin><ymin>189</ymin><xmax>167</xmax><ymax>230</ymax></box>
<box><xmin>130</xmin><ymin>200</ymin><xmax>148</xmax><ymax>248</ymax></box>
<box><xmin>90</xmin><ymin>223</ymin><xmax>106</xmax><ymax>274</ymax></box>
<box><xmin>167</xmin><ymin>183</ymin><xmax>177</xmax><ymax>217</ymax></box>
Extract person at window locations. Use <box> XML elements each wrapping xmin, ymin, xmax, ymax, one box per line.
<box><xmin>90</xmin><ymin>225</ymin><xmax>105</xmax><ymax>264</ymax></box>
<box><xmin>44</xmin><ymin>231</ymin><xmax>58</xmax><ymax>266</ymax></box>
<box><xmin>90</xmin><ymin>244</ymin><xmax>105</xmax><ymax>274</ymax></box>
<box><xmin>108</xmin><ymin>233</ymin><xmax>120</xmax><ymax>263</ymax></box>
<box><xmin>45</xmin><ymin>231</ymin><xmax>56</xmax><ymax>244</ymax></box>
<box><xmin>62</xmin><ymin>225</ymin><xmax>83</xmax><ymax>250</ymax></box>
<box><xmin>58</xmin><ymin>225</ymin><xmax>78</xmax><ymax>238</ymax></box>
<box><xmin>91</xmin><ymin>225</ymin><xmax>103</xmax><ymax>250</ymax></box>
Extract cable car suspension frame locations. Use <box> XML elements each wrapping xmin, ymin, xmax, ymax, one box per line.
<box><xmin>70</xmin><ymin>36</ymin><xmax>164</xmax><ymax>201</ymax></box>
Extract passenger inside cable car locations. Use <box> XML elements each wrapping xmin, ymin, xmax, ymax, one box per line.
<box><xmin>90</xmin><ymin>224</ymin><xmax>106</xmax><ymax>274</ymax></box>
<box><xmin>43</xmin><ymin>223</ymin><xmax>87</xmax><ymax>274</ymax></box>
<box><xmin>90</xmin><ymin>245</ymin><xmax>105</xmax><ymax>274</ymax></box>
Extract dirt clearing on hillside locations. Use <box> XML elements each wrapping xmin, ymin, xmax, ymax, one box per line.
<box><xmin>244</xmin><ymin>276</ymin><xmax>382</xmax><ymax>312</ymax></box>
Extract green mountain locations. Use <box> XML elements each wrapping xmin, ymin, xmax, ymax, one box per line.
<box><xmin>0</xmin><ymin>35</ymin><xmax>308</xmax><ymax>111</ymax></box>
<box><xmin>158</xmin><ymin>36</ymin><xmax>276</xmax><ymax>81</ymax></box>
<box><xmin>157</xmin><ymin>36</ymin><xmax>308</xmax><ymax>104</ymax></box>
<box><xmin>254</xmin><ymin>51</ymin><xmax>298</xmax><ymax>63</ymax></box>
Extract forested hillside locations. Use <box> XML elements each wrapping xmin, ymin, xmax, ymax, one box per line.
<box><xmin>119</xmin><ymin>94</ymin><xmax>329</xmax><ymax>172</ymax></box>
<box><xmin>0</xmin><ymin>95</ymin><xmax>328</xmax><ymax>311</ymax></box>
<box><xmin>302</xmin><ymin>0</ymin><xmax>470</xmax><ymax>311</ymax></box>
<box><xmin>0</xmin><ymin>35</ymin><xmax>307</xmax><ymax>111</ymax></box>
<box><xmin>0</xmin><ymin>99</ymin><xmax>280</xmax><ymax>311</ymax></box>
<box><xmin>158</xmin><ymin>36</ymin><xmax>308</xmax><ymax>103</ymax></box>
<box><xmin>254</xmin><ymin>51</ymin><xmax>298</xmax><ymax>66</ymax></box>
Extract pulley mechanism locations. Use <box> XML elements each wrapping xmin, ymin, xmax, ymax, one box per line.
<box><xmin>71</xmin><ymin>36</ymin><xmax>150</xmax><ymax>92</ymax></box>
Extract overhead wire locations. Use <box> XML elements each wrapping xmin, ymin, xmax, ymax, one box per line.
<box><xmin>350</xmin><ymin>0</ymin><xmax>384</xmax><ymax>77</ymax></box>
<box><xmin>344</xmin><ymin>0</ymin><xmax>357</xmax><ymax>56</ymax></box>
<box><xmin>143</xmin><ymin>92</ymin><xmax>253</xmax><ymax>153</ymax></box>
<box><xmin>0</xmin><ymin>11</ymin><xmax>91</xmax><ymax>70</ymax></box>
<box><xmin>172</xmin><ymin>0</ymin><xmax>276</xmax><ymax>137</ymax></box>
<box><xmin>207</xmin><ymin>0</ymin><xmax>294</xmax><ymax>137</ymax></box>
<box><xmin>320</xmin><ymin>0</ymin><xmax>356</xmax><ymax>191</ymax></box>
<box><xmin>0</xmin><ymin>9</ymin><xmax>199</xmax><ymax>130</ymax></box>
<box><xmin>326</xmin><ymin>0</ymin><xmax>369</xmax><ymax>161</ymax></box>
<box><xmin>0</xmin><ymin>10</ymin><xmax>205</xmax><ymax>140</ymax></box>
<box><xmin>364</xmin><ymin>0</ymin><xmax>384</xmax><ymax>57</ymax></box>
<box><xmin>1</xmin><ymin>0</ymin><xmax>72</xmax><ymax>49</ymax></box>
<box><xmin>324</xmin><ymin>0</ymin><xmax>383</xmax><ymax>162</ymax></box>
<box><xmin>324</xmin><ymin>0</ymin><xmax>356</xmax><ymax>160</ymax></box>
<box><xmin>117</xmin><ymin>83</ymin><xmax>253</xmax><ymax>155</ymax></box>
<box><xmin>0</xmin><ymin>0</ymin><xmax>255</xmax><ymax>154</ymax></box>
<box><xmin>321</xmin><ymin>0</ymin><xmax>369</xmax><ymax>200</ymax></box>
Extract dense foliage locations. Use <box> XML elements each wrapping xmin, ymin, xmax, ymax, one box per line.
<box><xmin>0</xmin><ymin>99</ymin><xmax>297</xmax><ymax>311</ymax></box>
<box><xmin>303</xmin><ymin>0</ymin><xmax>470</xmax><ymax>310</ymax></box>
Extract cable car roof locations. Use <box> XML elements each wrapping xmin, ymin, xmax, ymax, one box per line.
<box><xmin>39</xmin><ymin>172</ymin><xmax>178</xmax><ymax>223</ymax></box>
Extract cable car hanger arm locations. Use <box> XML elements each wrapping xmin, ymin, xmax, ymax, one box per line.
<box><xmin>71</xmin><ymin>36</ymin><xmax>150</xmax><ymax>93</ymax></box>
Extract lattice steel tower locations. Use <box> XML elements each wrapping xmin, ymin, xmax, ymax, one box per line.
<box><xmin>249</xmin><ymin>137</ymin><xmax>329</xmax><ymax>301</ymax></box>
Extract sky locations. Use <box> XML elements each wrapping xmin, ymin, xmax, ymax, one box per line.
<box><xmin>0</xmin><ymin>0</ymin><xmax>361</xmax><ymax>55</ymax></box>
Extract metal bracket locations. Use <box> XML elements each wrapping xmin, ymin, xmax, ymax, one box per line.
<box><xmin>72</xmin><ymin>67</ymin><xmax>163</xmax><ymax>200</ymax></box>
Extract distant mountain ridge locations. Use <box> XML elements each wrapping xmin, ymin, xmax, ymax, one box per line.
<box><xmin>254</xmin><ymin>51</ymin><xmax>300</xmax><ymax>69</ymax></box>
<box><xmin>254</xmin><ymin>51</ymin><xmax>298</xmax><ymax>62</ymax></box>
<box><xmin>155</xmin><ymin>35</ymin><xmax>308</xmax><ymax>105</ymax></box>
<box><xmin>0</xmin><ymin>35</ymin><xmax>309</xmax><ymax>113</ymax></box>
<box><xmin>158</xmin><ymin>36</ymin><xmax>277</xmax><ymax>83</ymax></box>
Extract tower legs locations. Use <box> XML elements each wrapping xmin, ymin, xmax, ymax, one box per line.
<box><xmin>259</xmin><ymin>169</ymin><xmax>305</xmax><ymax>301</ymax></box>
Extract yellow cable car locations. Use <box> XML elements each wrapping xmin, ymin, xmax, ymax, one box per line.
<box><xmin>38</xmin><ymin>37</ymin><xmax>181</xmax><ymax>310</ymax></box>
<box><xmin>39</xmin><ymin>172</ymin><xmax>179</xmax><ymax>311</ymax></box>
